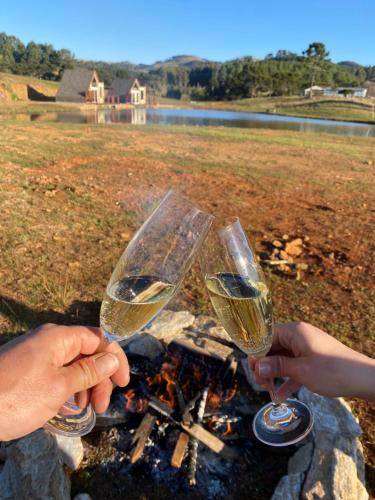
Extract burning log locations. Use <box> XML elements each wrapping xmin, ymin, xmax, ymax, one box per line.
<box><xmin>188</xmin><ymin>387</ymin><xmax>209</xmax><ymax>486</ymax></box>
<box><xmin>148</xmin><ymin>396</ymin><xmax>176</xmax><ymax>419</ymax></box>
<box><xmin>148</xmin><ymin>396</ymin><xmax>237</xmax><ymax>459</ymax></box>
<box><xmin>182</xmin><ymin>392</ymin><xmax>202</xmax><ymax>424</ymax></box>
<box><xmin>170</xmin><ymin>335</ymin><xmax>234</xmax><ymax>363</ymax></box>
<box><xmin>207</xmin><ymin>415</ymin><xmax>242</xmax><ymax>440</ymax></box>
<box><xmin>130</xmin><ymin>412</ymin><xmax>156</xmax><ymax>464</ymax></box>
<box><xmin>180</xmin><ymin>423</ymin><xmax>238</xmax><ymax>459</ymax></box>
<box><xmin>171</xmin><ymin>391</ymin><xmax>202</xmax><ymax>468</ymax></box>
<box><xmin>170</xmin><ymin>380</ymin><xmax>191</xmax><ymax>468</ymax></box>
<box><xmin>171</xmin><ymin>432</ymin><xmax>190</xmax><ymax>468</ymax></box>
<box><xmin>175</xmin><ymin>381</ymin><xmax>186</xmax><ymax>414</ymax></box>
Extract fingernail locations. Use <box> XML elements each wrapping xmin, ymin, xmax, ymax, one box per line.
<box><xmin>258</xmin><ymin>360</ymin><xmax>271</xmax><ymax>377</ymax></box>
<box><xmin>94</xmin><ymin>353</ymin><xmax>119</xmax><ymax>377</ymax></box>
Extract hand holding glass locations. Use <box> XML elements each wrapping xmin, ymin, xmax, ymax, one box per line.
<box><xmin>45</xmin><ymin>191</ymin><xmax>213</xmax><ymax>437</ymax></box>
<box><xmin>200</xmin><ymin>218</ymin><xmax>313</xmax><ymax>446</ymax></box>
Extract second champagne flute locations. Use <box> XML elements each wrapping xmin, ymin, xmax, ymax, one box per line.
<box><xmin>200</xmin><ymin>217</ymin><xmax>313</xmax><ymax>446</ymax></box>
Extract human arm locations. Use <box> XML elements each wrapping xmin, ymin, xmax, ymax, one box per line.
<box><xmin>251</xmin><ymin>322</ymin><xmax>375</xmax><ymax>403</ymax></box>
<box><xmin>0</xmin><ymin>324</ymin><xmax>130</xmax><ymax>441</ymax></box>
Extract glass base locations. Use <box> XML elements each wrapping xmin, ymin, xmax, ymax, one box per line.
<box><xmin>252</xmin><ymin>399</ymin><xmax>313</xmax><ymax>446</ymax></box>
<box><xmin>44</xmin><ymin>398</ymin><xmax>96</xmax><ymax>437</ymax></box>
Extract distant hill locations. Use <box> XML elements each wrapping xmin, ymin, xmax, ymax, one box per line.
<box><xmin>338</xmin><ymin>61</ymin><xmax>375</xmax><ymax>83</ymax></box>
<box><xmin>337</xmin><ymin>61</ymin><xmax>364</xmax><ymax>69</ymax></box>
<box><xmin>76</xmin><ymin>55</ymin><xmax>219</xmax><ymax>88</ymax></box>
<box><xmin>78</xmin><ymin>55</ymin><xmax>215</xmax><ymax>74</ymax></box>
<box><xmin>144</xmin><ymin>55</ymin><xmax>213</xmax><ymax>70</ymax></box>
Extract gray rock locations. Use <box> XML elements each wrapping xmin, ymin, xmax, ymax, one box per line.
<box><xmin>207</xmin><ymin>325</ymin><xmax>233</xmax><ymax>344</ymax></box>
<box><xmin>332</xmin><ymin>436</ymin><xmax>363</xmax><ymax>500</ymax></box>
<box><xmin>125</xmin><ymin>332</ymin><xmax>165</xmax><ymax>361</ymax></box>
<box><xmin>144</xmin><ymin>310</ymin><xmax>195</xmax><ymax>342</ymax></box>
<box><xmin>302</xmin><ymin>431</ymin><xmax>338</xmax><ymax>498</ymax></box>
<box><xmin>0</xmin><ymin>429</ymin><xmax>70</xmax><ymax>500</ymax></box>
<box><xmin>298</xmin><ymin>388</ymin><xmax>362</xmax><ymax>438</ymax></box>
<box><xmin>337</xmin><ymin>436</ymin><xmax>368</xmax><ymax>500</ymax></box>
<box><xmin>54</xmin><ymin>434</ymin><xmax>84</xmax><ymax>470</ymax></box>
<box><xmin>293</xmin><ymin>389</ymin><xmax>368</xmax><ymax>500</ymax></box>
<box><xmin>191</xmin><ymin>315</ymin><xmax>237</xmax><ymax>344</ymax></box>
<box><xmin>357</xmin><ymin>479</ymin><xmax>370</xmax><ymax>500</ymax></box>
<box><xmin>191</xmin><ymin>315</ymin><xmax>217</xmax><ymax>332</ymax></box>
<box><xmin>73</xmin><ymin>494</ymin><xmax>92</xmax><ymax>500</ymax></box>
<box><xmin>172</xmin><ymin>331</ymin><xmax>234</xmax><ymax>361</ymax></box>
<box><xmin>272</xmin><ymin>472</ymin><xmax>304</xmax><ymax>500</ymax></box>
<box><xmin>302</xmin><ymin>431</ymin><xmax>368</xmax><ymax>500</ymax></box>
<box><xmin>355</xmin><ymin>439</ymin><xmax>366</xmax><ymax>488</ymax></box>
<box><xmin>288</xmin><ymin>442</ymin><xmax>313</xmax><ymax>474</ymax></box>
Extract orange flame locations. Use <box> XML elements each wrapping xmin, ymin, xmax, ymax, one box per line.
<box><xmin>146</xmin><ymin>368</ymin><xmax>176</xmax><ymax>408</ymax></box>
<box><xmin>125</xmin><ymin>389</ymin><xmax>135</xmax><ymax>410</ymax></box>
<box><xmin>123</xmin><ymin>389</ymin><xmax>149</xmax><ymax>414</ymax></box>
<box><xmin>208</xmin><ymin>415</ymin><xmax>219</xmax><ymax>431</ymax></box>
<box><xmin>192</xmin><ymin>364</ymin><xmax>202</xmax><ymax>382</ymax></box>
<box><xmin>223</xmin><ymin>420</ymin><xmax>233</xmax><ymax>436</ymax></box>
<box><xmin>136</xmin><ymin>398</ymin><xmax>149</xmax><ymax>413</ymax></box>
<box><xmin>208</xmin><ymin>390</ymin><xmax>221</xmax><ymax>409</ymax></box>
<box><xmin>224</xmin><ymin>383</ymin><xmax>237</xmax><ymax>403</ymax></box>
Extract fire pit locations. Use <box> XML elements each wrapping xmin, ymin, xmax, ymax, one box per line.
<box><xmin>71</xmin><ymin>314</ymin><xmax>297</xmax><ymax>499</ymax></box>
<box><xmin>0</xmin><ymin>311</ymin><xmax>367</xmax><ymax>499</ymax></box>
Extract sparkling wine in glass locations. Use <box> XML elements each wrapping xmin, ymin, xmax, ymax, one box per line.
<box><xmin>201</xmin><ymin>217</ymin><xmax>313</xmax><ymax>446</ymax></box>
<box><xmin>45</xmin><ymin>191</ymin><xmax>213</xmax><ymax>437</ymax></box>
<box><xmin>101</xmin><ymin>275</ymin><xmax>176</xmax><ymax>340</ymax></box>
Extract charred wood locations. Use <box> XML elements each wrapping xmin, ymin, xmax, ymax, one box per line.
<box><xmin>188</xmin><ymin>387</ymin><xmax>209</xmax><ymax>486</ymax></box>
<box><xmin>130</xmin><ymin>412</ymin><xmax>156</xmax><ymax>464</ymax></box>
<box><xmin>171</xmin><ymin>432</ymin><xmax>190</xmax><ymax>468</ymax></box>
<box><xmin>148</xmin><ymin>396</ymin><xmax>237</xmax><ymax>459</ymax></box>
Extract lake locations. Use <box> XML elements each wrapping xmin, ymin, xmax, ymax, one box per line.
<box><xmin>23</xmin><ymin>107</ymin><xmax>375</xmax><ymax>138</ymax></box>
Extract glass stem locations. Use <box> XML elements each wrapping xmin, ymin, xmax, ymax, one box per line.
<box><xmin>268</xmin><ymin>378</ymin><xmax>278</xmax><ymax>404</ymax></box>
<box><xmin>102</xmin><ymin>329</ymin><xmax>122</xmax><ymax>344</ymax></box>
<box><xmin>268</xmin><ymin>378</ymin><xmax>287</xmax><ymax>411</ymax></box>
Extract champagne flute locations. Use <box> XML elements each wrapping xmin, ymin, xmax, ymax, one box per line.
<box><xmin>200</xmin><ymin>217</ymin><xmax>313</xmax><ymax>446</ymax></box>
<box><xmin>45</xmin><ymin>191</ymin><xmax>213</xmax><ymax>437</ymax></box>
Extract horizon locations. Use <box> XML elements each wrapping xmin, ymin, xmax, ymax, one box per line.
<box><xmin>1</xmin><ymin>0</ymin><xmax>374</xmax><ymax>66</ymax></box>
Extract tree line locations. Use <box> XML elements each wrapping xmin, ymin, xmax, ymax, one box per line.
<box><xmin>144</xmin><ymin>44</ymin><xmax>373</xmax><ymax>100</ymax></box>
<box><xmin>0</xmin><ymin>32</ymin><xmax>75</xmax><ymax>80</ymax></box>
<box><xmin>1</xmin><ymin>33</ymin><xmax>374</xmax><ymax>100</ymax></box>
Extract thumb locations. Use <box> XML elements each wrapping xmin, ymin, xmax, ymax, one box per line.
<box><xmin>62</xmin><ymin>352</ymin><xmax>119</xmax><ymax>395</ymax></box>
<box><xmin>255</xmin><ymin>355</ymin><xmax>302</xmax><ymax>382</ymax></box>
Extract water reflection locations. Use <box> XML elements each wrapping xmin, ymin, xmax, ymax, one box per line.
<box><xmin>54</xmin><ymin>107</ymin><xmax>147</xmax><ymax>125</ymax></box>
<box><xmin>1</xmin><ymin>107</ymin><xmax>374</xmax><ymax>138</ymax></box>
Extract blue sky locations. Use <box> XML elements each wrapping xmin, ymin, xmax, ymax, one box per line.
<box><xmin>1</xmin><ymin>0</ymin><xmax>374</xmax><ymax>65</ymax></box>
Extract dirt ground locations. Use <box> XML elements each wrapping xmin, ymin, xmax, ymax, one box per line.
<box><xmin>0</xmin><ymin>119</ymin><xmax>374</xmax><ymax>495</ymax></box>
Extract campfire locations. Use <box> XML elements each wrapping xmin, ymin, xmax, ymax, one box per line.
<box><xmin>122</xmin><ymin>341</ymin><xmax>240</xmax><ymax>476</ymax></box>
<box><xmin>86</xmin><ymin>327</ymin><xmax>295</xmax><ymax>498</ymax></box>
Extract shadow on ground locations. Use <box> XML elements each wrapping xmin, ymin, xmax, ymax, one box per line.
<box><xmin>0</xmin><ymin>295</ymin><xmax>101</xmax><ymax>343</ymax></box>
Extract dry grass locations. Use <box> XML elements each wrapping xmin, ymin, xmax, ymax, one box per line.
<box><xmin>0</xmin><ymin>118</ymin><xmax>374</xmax><ymax>494</ymax></box>
<box><xmin>188</xmin><ymin>96</ymin><xmax>375</xmax><ymax>124</ymax></box>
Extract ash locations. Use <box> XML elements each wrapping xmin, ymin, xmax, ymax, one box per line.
<box><xmin>79</xmin><ymin>334</ymin><xmax>294</xmax><ymax>499</ymax></box>
<box><xmin>95</xmin><ymin>424</ymin><xmax>254</xmax><ymax>499</ymax></box>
